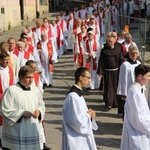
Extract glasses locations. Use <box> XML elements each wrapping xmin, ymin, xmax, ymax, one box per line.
<box><xmin>130</xmin><ymin>52</ymin><xmax>138</xmax><ymax>55</ymax></box>
<box><xmin>82</xmin><ymin>75</ymin><xmax>91</xmax><ymax>79</ymax></box>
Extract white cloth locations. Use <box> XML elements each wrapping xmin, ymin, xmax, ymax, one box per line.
<box><xmin>37</xmin><ymin>40</ymin><xmax>57</xmax><ymax>85</ymax></box>
<box><xmin>83</xmin><ymin>39</ymin><xmax>101</xmax><ymax>89</ymax></box>
<box><xmin>121</xmin><ymin>82</ymin><xmax>150</xmax><ymax>150</ymax></box>
<box><xmin>62</xmin><ymin>90</ymin><xmax>98</xmax><ymax>150</ymax></box>
<box><xmin>79</xmin><ymin>9</ymin><xmax>87</xmax><ymax>19</ymax></box>
<box><xmin>18</xmin><ymin>50</ymin><xmax>34</xmax><ymax>68</ymax></box>
<box><xmin>117</xmin><ymin>60</ymin><xmax>141</xmax><ymax>96</ymax></box>
<box><xmin>86</xmin><ymin>7</ymin><xmax>94</xmax><ymax>15</ymax></box>
<box><xmin>0</xmin><ymin>83</ymin><xmax>45</xmax><ymax>150</ymax></box>
<box><xmin>88</xmin><ymin>22</ymin><xmax>100</xmax><ymax>41</ymax></box>
<box><xmin>9</xmin><ymin>51</ymin><xmax>20</xmax><ymax>79</ymax></box>
<box><xmin>123</xmin><ymin>41</ymin><xmax>139</xmax><ymax>54</ymax></box>
<box><xmin>66</xmin><ymin>19</ymin><xmax>74</xmax><ymax>50</ymax></box>
<box><xmin>0</xmin><ymin>66</ymin><xmax>15</xmax><ymax>93</ymax></box>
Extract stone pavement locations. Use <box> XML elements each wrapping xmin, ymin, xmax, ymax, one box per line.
<box><xmin>0</xmin><ymin>11</ymin><xmax>149</xmax><ymax>150</ymax></box>
<box><xmin>43</xmin><ymin>52</ymin><xmax>122</xmax><ymax>150</ymax></box>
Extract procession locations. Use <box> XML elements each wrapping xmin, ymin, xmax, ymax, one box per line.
<box><xmin>0</xmin><ymin>0</ymin><xmax>150</xmax><ymax>149</ymax></box>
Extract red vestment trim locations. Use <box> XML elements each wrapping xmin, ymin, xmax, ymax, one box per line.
<box><xmin>86</xmin><ymin>37</ymin><xmax>97</xmax><ymax>70</ymax></box>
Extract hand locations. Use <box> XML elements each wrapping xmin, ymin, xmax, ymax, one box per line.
<box><xmin>91</xmin><ymin>111</ymin><xmax>96</xmax><ymax>118</ymax></box>
<box><xmin>87</xmin><ymin>109</ymin><xmax>93</xmax><ymax>117</ymax></box>
<box><xmin>32</xmin><ymin>109</ymin><xmax>40</xmax><ymax>118</ymax></box>
<box><xmin>23</xmin><ymin>111</ymin><xmax>33</xmax><ymax>118</ymax></box>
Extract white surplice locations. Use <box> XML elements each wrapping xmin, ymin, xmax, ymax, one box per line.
<box><xmin>117</xmin><ymin>60</ymin><xmax>141</xmax><ymax>96</ymax></box>
<box><xmin>62</xmin><ymin>89</ymin><xmax>98</xmax><ymax>150</ymax></box>
<box><xmin>0</xmin><ymin>83</ymin><xmax>45</xmax><ymax>150</ymax></box>
<box><xmin>0</xmin><ymin>66</ymin><xmax>15</xmax><ymax>93</ymax></box>
<box><xmin>83</xmin><ymin>39</ymin><xmax>101</xmax><ymax>89</ymax></box>
<box><xmin>121</xmin><ymin>82</ymin><xmax>150</xmax><ymax>150</ymax></box>
<box><xmin>37</xmin><ymin>40</ymin><xmax>57</xmax><ymax>85</ymax></box>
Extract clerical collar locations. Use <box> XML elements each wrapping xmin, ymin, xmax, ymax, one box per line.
<box><xmin>127</xmin><ymin>59</ymin><xmax>137</xmax><ymax>64</ymax></box>
<box><xmin>68</xmin><ymin>85</ymin><xmax>82</xmax><ymax>97</ymax></box>
<box><xmin>18</xmin><ymin>82</ymin><xmax>31</xmax><ymax>91</ymax></box>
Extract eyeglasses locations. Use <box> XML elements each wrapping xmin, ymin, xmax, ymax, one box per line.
<box><xmin>130</xmin><ymin>52</ymin><xmax>138</xmax><ymax>55</ymax></box>
<box><xmin>82</xmin><ymin>75</ymin><xmax>91</xmax><ymax>79</ymax></box>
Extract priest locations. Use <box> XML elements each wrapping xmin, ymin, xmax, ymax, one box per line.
<box><xmin>121</xmin><ymin>64</ymin><xmax>150</xmax><ymax>150</ymax></box>
<box><xmin>0</xmin><ymin>65</ymin><xmax>45</xmax><ymax>150</ymax></box>
<box><xmin>62</xmin><ymin>67</ymin><xmax>98</xmax><ymax>150</ymax></box>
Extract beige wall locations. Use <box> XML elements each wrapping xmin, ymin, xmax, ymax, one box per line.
<box><xmin>0</xmin><ymin>0</ymin><xmax>49</xmax><ymax>32</ymax></box>
<box><xmin>39</xmin><ymin>0</ymin><xmax>49</xmax><ymax>16</ymax></box>
<box><xmin>0</xmin><ymin>0</ymin><xmax>20</xmax><ymax>31</ymax></box>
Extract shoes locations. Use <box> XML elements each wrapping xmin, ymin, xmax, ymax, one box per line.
<box><xmin>43</xmin><ymin>143</ymin><xmax>50</xmax><ymax>150</ymax></box>
<box><xmin>48</xmin><ymin>84</ymin><xmax>52</xmax><ymax>87</ymax></box>
<box><xmin>43</xmin><ymin>83</ymin><xmax>47</xmax><ymax>90</ymax></box>
<box><xmin>107</xmin><ymin>106</ymin><xmax>112</xmax><ymax>109</ymax></box>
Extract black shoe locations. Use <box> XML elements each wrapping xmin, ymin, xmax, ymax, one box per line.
<box><xmin>48</xmin><ymin>84</ymin><xmax>52</xmax><ymax>87</ymax></box>
<box><xmin>43</xmin><ymin>143</ymin><xmax>50</xmax><ymax>150</ymax></box>
<box><xmin>43</xmin><ymin>83</ymin><xmax>47</xmax><ymax>89</ymax></box>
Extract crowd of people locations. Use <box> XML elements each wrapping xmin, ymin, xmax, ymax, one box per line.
<box><xmin>0</xmin><ymin>0</ymin><xmax>150</xmax><ymax>149</ymax></box>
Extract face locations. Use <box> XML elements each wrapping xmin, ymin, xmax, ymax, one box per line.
<box><xmin>76</xmin><ymin>20</ymin><xmax>81</xmax><ymax>27</ymax></box>
<box><xmin>88</xmin><ymin>33</ymin><xmax>94</xmax><ymax>40</ymax></box>
<box><xmin>128</xmin><ymin>49</ymin><xmax>138</xmax><ymax>61</ymax></box>
<box><xmin>36</xmin><ymin>21</ymin><xmax>42</xmax><ymax>27</ymax></box>
<box><xmin>140</xmin><ymin>72</ymin><xmax>150</xmax><ymax>86</ymax></box>
<box><xmin>69</xmin><ymin>14</ymin><xmax>73</xmax><ymax>19</ymax></box>
<box><xmin>17</xmin><ymin>44</ymin><xmax>25</xmax><ymax>52</ymax></box>
<box><xmin>0</xmin><ymin>56</ymin><xmax>10</xmax><ymax>68</ymax></box>
<box><xmin>56</xmin><ymin>15</ymin><xmax>61</xmax><ymax>21</ymax></box>
<box><xmin>52</xmin><ymin>21</ymin><xmax>56</xmax><ymax>26</ymax></box>
<box><xmin>21</xmin><ymin>38</ymin><xmax>28</xmax><ymax>46</ymax></box>
<box><xmin>8</xmin><ymin>39</ymin><xmax>16</xmax><ymax>51</ymax></box>
<box><xmin>80</xmin><ymin>71</ymin><xmax>91</xmax><ymax>88</ymax></box>
<box><xmin>30</xmin><ymin>63</ymin><xmax>37</xmax><ymax>72</ymax></box>
<box><xmin>125</xmin><ymin>35</ymin><xmax>132</xmax><ymax>43</ymax></box>
<box><xmin>20</xmin><ymin>73</ymin><xmax>34</xmax><ymax>87</ymax></box>
<box><xmin>81</xmin><ymin>26</ymin><xmax>86</xmax><ymax>33</ymax></box>
<box><xmin>107</xmin><ymin>37</ymin><xmax>116</xmax><ymax>48</ymax></box>
<box><xmin>90</xmin><ymin>18</ymin><xmax>95</xmax><ymax>24</ymax></box>
<box><xmin>41</xmin><ymin>35</ymin><xmax>47</xmax><ymax>42</ymax></box>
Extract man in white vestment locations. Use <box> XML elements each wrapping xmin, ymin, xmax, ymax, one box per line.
<box><xmin>66</xmin><ymin>13</ymin><xmax>75</xmax><ymax>51</ymax></box>
<box><xmin>121</xmin><ymin>64</ymin><xmax>150</xmax><ymax>150</ymax></box>
<box><xmin>0</xmin><ymin>65</ymin><xmax>45</xmax><ymax>150</ymax></box>
<box><xmin>117</xmin><ymin>45</ymin><xmax>141</xmax><ymax>115</ymax></box>
<box><xmin>36</xmin><ymin>33</ymin><xmax>58</xmax><ymax>87</ymax></box>
<box><xmin>7</xmin><ymin>38</ymin><xmax>20</xmax><ymax>79</ymax></box>
<box><xmin>62</xmin><ymin>67</ymin><xmax>98</xmax><ymax>150</ymax></box>
<box><xmin>83</xmin><ymin>30</ymin><xmax>101</xmax><ymax>89</ymax></box>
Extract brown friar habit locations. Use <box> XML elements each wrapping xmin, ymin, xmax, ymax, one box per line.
<box><xmin>97</xmin><ymin>42</ymin><xmax>123</xmax><ymax>107</ymax></box>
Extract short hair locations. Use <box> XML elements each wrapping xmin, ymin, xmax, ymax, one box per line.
<box><xmin>135</xmin><ymin>64</ymin><xmax>150</xmax><ymax>78</ymax></box>
<box><xmin>87</xmin><ymin>27</ymin><xmax>93</xmax><ymax>32</ymax></box>
<box><xmin>18</xmin><ymin>65</ymin><xmax>35</xmax><ymax>79</ymax></box>
<box><xmin>0</xmin><ymin>52</ymin><xmax>10</xmax><ymax>59</ymax></box>
<box><xmin>7</xmin><ymin>37</ymin><xmax>16</xmax><ymax>43</ymax></box>
<box><xmin>0</xmin><ymin>42</ymin><xmax>9</xmax><ymax>51</ymax></box>
<box><xmin>20</xmin><ymin>33</ymin><xmax>28</xmax><ymax>39</ymax></box>
<box><xmin>128</xmin><ymin>45</ymin><xmax>138</xmax><ymax>52</ymax></box>
<box><xmin>75</xmin><ymin>67</ymin><xmax>90</xmax><ymax>83</ymax></box>
<box><xmin>17</xmin><ymin>41</ymin><xmax>25</xmax><ymax>48</ymax></box>
<box><xmin>25</xmin><ymin>60</ymin><xmax>36</xmax><ymax>66</ymax></box>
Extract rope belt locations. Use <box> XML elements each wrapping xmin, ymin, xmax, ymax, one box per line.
<box><xmin>104</xmin><ymin>68</ymin><xmax>118</xmax><ymax>71</ymax></box>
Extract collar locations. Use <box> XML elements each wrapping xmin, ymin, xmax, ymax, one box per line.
<box><xmin>18</xmin><ymin>82</ymin><xmax>31</xmax><ymax>91</ymax></box>
<box><xmin>68</xmin><ymin>85</ymin><xmax>82</xmax><ymax>97</ymax></box>
<box><xmin>127</xmin><ymin>59</ymin><xmax>137</xmax><ymax>64</ymax></box>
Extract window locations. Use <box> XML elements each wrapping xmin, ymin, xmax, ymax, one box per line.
<box><xmin>1</xmin><ymin>7</ymin><xmax>5</xmax><ymax>14</ymax></box>
<box><xmin>40</xmin><ymin>0</ymin><xmax>47</xmax><ymax>5</ymax></box>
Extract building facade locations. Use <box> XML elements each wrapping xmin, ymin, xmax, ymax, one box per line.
<box><xmin>0</xmin><ymin>0</ymin><xmax>49</xmax><ymax>32</ymax></box>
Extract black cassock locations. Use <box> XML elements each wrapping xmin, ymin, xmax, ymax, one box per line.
<box><xmin>97</xmin><ymin>42</ymin><xmax>124</xmax><ymax>108</ymax></box>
